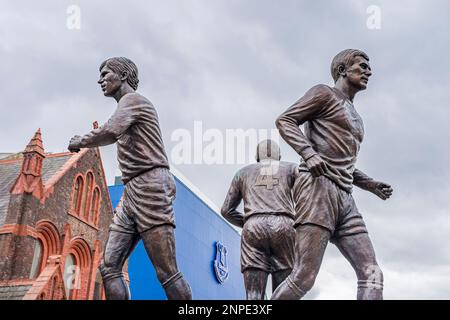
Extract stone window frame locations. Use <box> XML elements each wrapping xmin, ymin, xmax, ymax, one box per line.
<box><xmin>89</xmin><ymin>186</ymin><xmax>102</xmax><ymax>227</ymax></box>
<box><xmin>65</xmin><ymin>237</ymin><xmax>92</xmax><ymax>300</ymax></box>
<box><xmin>71</xmin><ymin>174</ymin><xmax>84</xmax><ymax>215</ymax></box>
<box><xmin>70</xmin><ymin>171</ymin><xmax>102</xmax><ymax>229</ymax></box>
<box><xmin>35</xmin><ymin>220</ymin><xmax>61</xmax><ymax>276</ymax></box>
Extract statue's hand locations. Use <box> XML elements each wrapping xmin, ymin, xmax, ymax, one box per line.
<box><xmin>367</xmin><ymin>181</ymin><xmax>393</xmax><ymax>200</ymax></box>
<box><xmin>68</xmin><ymin>135</ymin><xmax>82</xmax><ymax>153</ymax></box>
<box><xmin>305</xmin><ymin>154</ymin><xmax>328</xmax><ymax>177</ymax></box>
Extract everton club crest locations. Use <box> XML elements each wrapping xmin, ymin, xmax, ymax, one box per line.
<box><xmin>214</xmin><ymin>241</ymin><xmax>229</xmax><ymax>284</ymax></box>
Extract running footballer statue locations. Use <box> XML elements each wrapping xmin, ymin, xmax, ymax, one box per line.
<box><xmin>221</xmin><ymin>140</ymin><xmax>297</xmax><ymax>300</ymax></box>
<box><xmin>68</xmin><ymin>57</ymin><xmax>192</xmax><ymax>300</ymax></box>
<box><xmin>271</xmin><ymin>49</ymin><xmax>393</xmax><ymax>300</ymax></box>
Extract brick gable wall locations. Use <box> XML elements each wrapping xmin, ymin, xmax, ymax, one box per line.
<box><xmin>0</xmin><ymin>138</ymin><xmax>114</xmax><ymax>299</ymax></box>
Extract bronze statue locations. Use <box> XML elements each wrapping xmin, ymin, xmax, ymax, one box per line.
<box><xmin>271</xmin><ymin>49</ymin><xmax>393</xmax><ymax>300</ymax></box>
<box><xmin>221</xmin><ymin>140</ymin><xmax>297</xmax><ymax>299</ymax></box>
<box><xmin>68</xmin><ymin>57</ymin><xmax>192</xmax><ymax>300</ymax></box>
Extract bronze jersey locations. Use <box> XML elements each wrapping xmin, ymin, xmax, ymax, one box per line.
<box><xmin>277</xmin><ymin>84</ymin><xmax>364</xmax><ymax>192</ymax></box>
<box><xmin>79</xmin><ymin>92</ymin><xmax>169</xmax><ymax>184</ymax></box>
<box><xmin>222</xmin><ymin>161</ymin><xmax>298</xmax><ymax>223</ymax></box>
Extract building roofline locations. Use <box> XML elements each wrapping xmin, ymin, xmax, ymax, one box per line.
<box><xmin>0</xmin><ymin>151</ymin><xmax>74</xmax><ymax>165</ymax></box>
<box><xmin>169</xmin><ymin>164</ymin><xmax>241</xmax><ymax>236</ymax></box>
<box><xmin>43</xmin><ymin>149</ymin><xmax>89</xmax><ymax>195</ymax></box>
<box><xmin>0</xmin><ymin>158</ymin><xmax>21</xmax><ymax>165</ymax></box>
<box><xmin>45</xmin><ymin>151</ymin><xmax>73</xmax><ymax>158</ymax></box>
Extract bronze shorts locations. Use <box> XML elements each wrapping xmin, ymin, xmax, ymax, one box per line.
<box><xmin>241</xmin><ymin>214</ymin><xmax>295</xmax><ymax>273</ymax></box>
<box><xmin>110</xmin><ymin>167</ymin><xmax>176</xmax><ymax>234</ymax></box>
<box><xmin>293</xmin><ymin>171</ymin><xmax>368</xmax><ymax>241</ymax></box>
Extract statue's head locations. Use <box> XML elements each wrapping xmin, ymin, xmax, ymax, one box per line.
<box><xmin>331</xmin><ymin>49</ymin><xmax>371</xmax><ymax>91</ymax></box>
<box><xmin>98</xmin><ymin>57</ymin><xmax>139</xmax><ymax>97</ymax></box>
<box><xmin>256</xmin><ymin>139</ymin><xmax>281</xmax><ymax>162</ymax></box>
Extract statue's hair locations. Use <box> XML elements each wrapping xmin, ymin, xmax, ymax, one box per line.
<box><xmin>330</xmin><ymin>49</ymin><xmax>369</xmax><ymax>83</ymax></box>
<box><xmin>99</xmin><ymin>57</ymin><xmax>139</xmax><ymax>90</ymax></box>
<box><xmin>256</xmin><ymin>139</ymin><xmax>281</xmax><ymax>162</ymax></box>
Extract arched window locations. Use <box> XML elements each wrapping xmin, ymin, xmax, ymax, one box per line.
<box><xmin>63</xmin><ymin>254</ymin><xmax>78</xmax><ymax>300</ymax></box>
<box><xmin>72</xmin><ymin>176</ymin><xmax>84</xmax><ymax>215</ymax></box>
<box><xmin>95</xmin><ymin>197</ymin><xmax>102</xmax><ymax>226</ymax></box>
<box><xmin>35</xmin><ymin>220</ymin><xmax>61</xmax><ymax>273</ymax></box>
<box><xmin>81</xmin><ymin>172</ymin><xmax>94</xmax><ymax>219</ymax></box>
<box><xmin>90</xmin><ymin>187</ymin><xmax>100</xmax><ymax>224</ymax></box>
<box><xmin>66</xmin><ymin>238</ymin><xmax>92</xmax><ymax>300</ymax></box>
<box><xmin>29</xmin><ymin>239</ymin><xmax>43</xmax><ymax>279</ymax></box>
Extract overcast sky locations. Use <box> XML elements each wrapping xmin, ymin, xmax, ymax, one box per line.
<box><xmin>1</xmin><ymin>0</ymin><xmax>449</xmax><ymax>299</ymax></box>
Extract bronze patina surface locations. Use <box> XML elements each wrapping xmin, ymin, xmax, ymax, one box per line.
<box><xmin>69</xmin><ymin>57</ymin><xmax>192</xmax><ymax>300</ymax></box>
<box><xmin>221</xmin><ymin>140</ymin><xmax>297</xmax><ymax>299</ymax></box>
<box><xmin>272</xmin><ymin>49</ymin><xmax>393</xmax><ymax>300</ymax></box>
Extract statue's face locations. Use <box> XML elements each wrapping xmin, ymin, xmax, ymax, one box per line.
<box><xmin>345</xmin><ymin>55</ymin><xmax>372</xmax><ymax>90</ymax></box>
<box><xmin>98</xmin><ymin>65</ymin><xmax>122</xmax><ymax>97</ymax></box>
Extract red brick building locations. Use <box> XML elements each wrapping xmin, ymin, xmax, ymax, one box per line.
<box><xmin>0</xmin><ymin>129</ymin><xmax>114</xmax><ymax>300</ymax></box>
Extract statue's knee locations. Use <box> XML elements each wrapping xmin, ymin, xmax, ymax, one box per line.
<box><xmin>161</xmin><ymin>271</ymin><xmax>183</xmax><ymax>289</ymax></box>
<box><xmin>99</xmin><ymin>261</ymin><xmax>107</xmax><ymax>276</ymax></box>
<box><xmin>153</xmin><ymin>269</ymin><xmax>167</xmax><ymax>284</ymax></box>
<box><xmin>99</xmin><ymin>259</ymin><xmax>122</xmax><ymax>280</ymax></box>
<box><xmin>359</xmin><ymin>264</ymin><xmax>383</xmax><ymax>283</ymax></box>
<box><xmin>290</xmin><ymin>270</ymin><xmax>315</xmax><ymax>293</ymax></box>
<box><xmin>99</xmin><ymin>261</ymin><xmax>110</xmax><ymax>278</ymax></box>
<box><xmin>153</xmin><ymin>261</ymin><xmax>179</xmax><ymax>284</ymax></box>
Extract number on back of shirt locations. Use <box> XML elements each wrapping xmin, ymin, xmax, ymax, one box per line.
<box><xmin>255</xmin><ymin>173</ymin><xmax>279</xmax><ymax>190</ymax></box>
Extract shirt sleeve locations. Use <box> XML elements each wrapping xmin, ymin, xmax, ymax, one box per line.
<box><xmin>352</xmin><ymin>168</ymin><xmax>374</xmax><ymax>190</ymax></box>
<box><xmin>78</xmin><ymin>98</ymin><xmax>142</xmax><ymax>148</ymax></box>
<box><xmin>275</xmin><ymin>84</ymin><xmax>332</xmax><ymax>161</ymax></box>
<box><xmin>220</xmin><ymin>172</ymin><xmax>244</xmax><ymax>228</ymax></box>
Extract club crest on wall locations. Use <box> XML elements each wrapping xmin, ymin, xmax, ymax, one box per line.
<box><xmin>213</xmin><ymin>241</ymin><xmax>229</xmax><ymax>284</ymax></box>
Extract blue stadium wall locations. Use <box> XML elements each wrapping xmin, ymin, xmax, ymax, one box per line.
<box><xmin>108</xmin><ymin>174</ymin><xmax>245</xmax><ymax>300</ymax></box>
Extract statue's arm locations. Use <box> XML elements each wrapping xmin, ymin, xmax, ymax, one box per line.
<box><xmin>221</xmin><ymin>174</ymin><xmax>244</xmax><ymax>228</ymax></box>
<box><xmin>275</xmin><ymin>84</ymin><xmax>330</xmax><ymax>161</ymax></box>
<box><xmin>70</xmin><ymin>98</ymin><xmax>139</xmax><ymax>149</ymax></box>
<box><xmin>353</xmin><ymin>168</ymin><xmax>393</xmax><ymax>200</ymax></box>
<box><xmin>352</xmin><ymin>168</ymin><xmax>375</xmax><ymax>190</ymax></box>
<box><xmin>76</xmin><ymin>124</ymin><xmax>120</xmax><ymax>148</ymax></box>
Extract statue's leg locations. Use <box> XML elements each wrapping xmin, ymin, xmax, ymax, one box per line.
<box><xmin>269</xmin><ymin>215</ymin><xmax>296</xmax><ymax>293</ymax></box>
<box><xmin>100</xmin><ymin>230</ymin><xmax>140</xmax><ymax>300</ymax></box>
<box><xmin>243</xmin><ymin>268</ymin><xmax>269</xmax><ymax>300</ymax></box>
<box><xmin>240</xmin><ymin>215</ymin><xmax>272</xmax><ymax>299</ymax></box>
<box><xmin>271</xmin><ymin>224</ymin><xmax>330</xmax><ymax>300</ymax></box>
<box><xmin>271</xmin><ymin>269</ymin><xmax>291</xmax><ymax>293</ymax></box>
<box><xmin>140</xmin><ymin>224</ymin><xmax>192</xmax><ymax>300</ymax></box>
<box><xmin>334</xmin><ymin>233</ymin><xmax>383</xmax><ymax>300</ymax></box>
